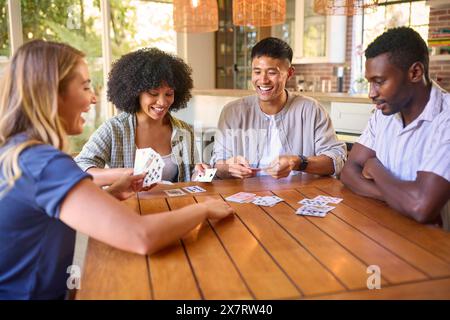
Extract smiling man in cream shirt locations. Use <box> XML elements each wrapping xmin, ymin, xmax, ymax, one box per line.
<box><xmin>211</xmin><ymin>37</ymin><xmax>347</xmax><ymax>179</ymax></box>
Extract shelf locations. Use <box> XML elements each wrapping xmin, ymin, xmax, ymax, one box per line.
<box><xmin>430</xmin><ymin>55</ymin><xmax>450</xmax><ymax>61</ymax></box>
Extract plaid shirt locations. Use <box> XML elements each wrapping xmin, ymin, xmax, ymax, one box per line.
<box><xmin>74</xmin><ymin>112</ymin><xmax>199</xmax><ymax>182</ymax></box>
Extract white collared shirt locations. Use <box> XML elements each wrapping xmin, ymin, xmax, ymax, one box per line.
<box><xmin>358</xmin><ymin>84</ymin><xmax>450</xmax><ymax>230</ymax></box>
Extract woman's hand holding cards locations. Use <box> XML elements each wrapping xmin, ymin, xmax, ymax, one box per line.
<box><xmin>107</xmin><ymin>171</ymin><xmax>155</xmax><ymax>201</ymax></box>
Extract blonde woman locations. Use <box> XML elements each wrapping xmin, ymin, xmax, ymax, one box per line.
<box><xmin>0</xmin><ymin>40</ymin><xmax>234</xmax><ymax>300</ymax></box>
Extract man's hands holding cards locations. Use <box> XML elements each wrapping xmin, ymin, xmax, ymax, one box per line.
<box><xmin>217</xmin><ymin>155</ymin><xmax>300</xmax><ymax>179</ymax></box>
<box><xmin>265</xmin><ymin>155</ymin><xmax>299</xmax><ymax>179</ymax></box>
<box><xmin>217</xmin><ymin>156</ymin><xmax>256</xmax><ymax>179</ymax></box>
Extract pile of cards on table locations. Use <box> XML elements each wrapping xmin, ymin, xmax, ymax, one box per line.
<box><xmin>296</xmin><ymin>195</ymin><xmax>343</xmax><ymax>218</ymax></box>
<box><xmin>225</xmin><ymin>192</ymin><xmax>284</xmax><ymax>207</ymax></box>
<box><xmin>225</xmin><ymin>192</ymin><xmax>256</xmax><ymax>203</ymax></box>
<box><xmin>134</xmin><ymin>147</ymin><xmax>165</xmax><ymax>187</ymax></box>
<box><xmin>252</xmin><ymin>195</ymin><xmax>284</xmax><ymax>207</ymax></box>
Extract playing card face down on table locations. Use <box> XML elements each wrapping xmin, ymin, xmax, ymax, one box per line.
<box><xmin>225</xmin><ymin>192</ymin><xmax>257</xmax><ymax>203</ymax></box>
<box><xmin>164</xmin><ymin>188</ymin><xmax>186</xmax><ymax>197</ymax></box>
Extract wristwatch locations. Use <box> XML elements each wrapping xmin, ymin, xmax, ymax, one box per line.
<box><xmin>298</xmin><ymin>155</ymin><xmax>308</xmax><ymax>171</ymax></box>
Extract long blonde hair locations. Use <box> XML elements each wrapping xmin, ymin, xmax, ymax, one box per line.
<box><xmin>0</xmin><ymin>40</ymin><xmax>85</xmax><ymax>197</ymax></box>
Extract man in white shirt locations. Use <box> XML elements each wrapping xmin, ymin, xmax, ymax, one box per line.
<box><xmin>341</xmin><ymin>27</ymin><xmax>450</xmax><ymax>230</ymax></box>
<box><xmin>211</xmin><ymin>38</ymin><xmax>346</xmax><ymax>179</ymax></box>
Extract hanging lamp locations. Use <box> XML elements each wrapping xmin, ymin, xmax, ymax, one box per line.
<box><xmin>233</xmin><ymin>0</ymin><xmax>286</xmax><ymax>27</ymax></box>
<box><xmin>313</xmin><ymin>0</ymin><xmax>378</xmax><ymax>16</ymax></box>
<box><xmin>173</xmin><ymin>0</ymin><xmax>218</xmax><ymax>33</ymax></box>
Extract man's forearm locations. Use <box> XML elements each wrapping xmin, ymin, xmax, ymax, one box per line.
<box><xmin>341</xmin><ymin>164</ymin><xmax>384</xmax><ymax>200</ymax></box>
<box><xmin>368</xmin><ymin>163</ymin><xmax>424</xmax><ymax>221</ymax></box>
<box><xmin>301</xmin><ymin>155</ymin><xmax>335</xmax><ymax>176</ymax></box>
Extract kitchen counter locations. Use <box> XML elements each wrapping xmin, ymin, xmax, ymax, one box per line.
<box><xmin>192</xmin><ymin>89</ymin><xmax>371</xmax><ymax>104</ymax></box>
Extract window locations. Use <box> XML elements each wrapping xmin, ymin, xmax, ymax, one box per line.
<box><xmin>1</xmin><ymin>1</ymin><xmax>177</xmax><ymax>153</ymax></box>
<box><xmin>20</xmin><ymin>0</ymin><xmax>105</xmax><ymax>153</ymax></box>
<box><xmin>0</xmin><ymin>1</ymin><xmax>9</xmax><ymax>76</ymax></box>
<box><xmin>351</xmin><ymin>0</ymin><xmax>430</xmax><ymax>93</ymax></box>
<box><xmin>111</xmin><ymin>0</ymin><xmax>176</xmax><ymax>60</ymax></box>
<box><xmin>363</xmin><ymin>0</ymin><xmax>429</xmax><ymax>49</ymax></box>
<box><xmin>271</xmin><ymin>0</ymin><xmax>296</xmax><ymax>49</ymax></box>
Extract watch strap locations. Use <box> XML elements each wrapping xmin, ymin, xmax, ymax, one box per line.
<box><xmin>298</xmin><ymin>155</ymin><xmax>308</xmax><ymax>171</ymax></box>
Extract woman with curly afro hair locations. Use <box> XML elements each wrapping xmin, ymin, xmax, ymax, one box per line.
<box><xmin>75</xmin><ymin>48</ymin><xmax>207</xmax><ymax>186</ymax></box>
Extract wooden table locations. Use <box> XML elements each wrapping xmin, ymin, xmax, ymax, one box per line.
<box><xmin>76</xmin><ymin>175</ymin><xmax>450</xmax><ymax>300</ymax></box>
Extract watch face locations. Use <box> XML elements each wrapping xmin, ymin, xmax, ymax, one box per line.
<box><xmin>299</xmin><ymin>155</ymin><xmax>308</xmax><ymax>171</ymax></box>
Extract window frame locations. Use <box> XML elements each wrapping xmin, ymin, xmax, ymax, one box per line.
<box><xmin>350</xmin><ymin>0</ymin><xmax>430</xmax><ymax>93</ymax></box>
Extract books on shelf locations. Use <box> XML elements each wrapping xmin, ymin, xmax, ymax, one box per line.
<box><xmin>428</xmin><ymin>40</ymin><xmax>450</xmax><ymax>47</ymax></box>
<box><xmin>428</xmin><ymin>28</ymin><xmax>450</xmax><ymax>44</ymax></box>
<box><xmin>428</xmin><ymin>29</ymin><xmax>450</xmax><ymax>47</ymax></box>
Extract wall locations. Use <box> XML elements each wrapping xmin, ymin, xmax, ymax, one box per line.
<box><xmin>177</xmin><ymin>32</ymin><xmax>216</xmax><ymax>89</ymax></box>
<box><xmin>429</xmin><ymin>3</ymin><xmax>450</xmax><ymax>91</ymax></box>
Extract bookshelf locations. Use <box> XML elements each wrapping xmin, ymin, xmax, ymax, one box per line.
<box><xmin>428</xmin><ymin>27</ymin><xmax>450</xmax><ymax>61</ymax></box>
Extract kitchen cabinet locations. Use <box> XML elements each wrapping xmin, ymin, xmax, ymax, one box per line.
<box><xmin>216</xmin><ymin>0</ymin><xmax>348</xmax><ymax>89</ymax></box>
<box><xmin>293</xmin><ymin>0</ymin><xmax>347</xmax><ymax>63</ymax></box>
<box><xmin>330</xmin><ymin>102</ymin><xmax>375</xmax><ymax>135</ymax></box>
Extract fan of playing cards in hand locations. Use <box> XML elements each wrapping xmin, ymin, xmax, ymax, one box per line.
<box><xmin>133</xmin><ymin>147</ymin><xmax>166</xmax><ymax>187</ymax></box>
<box><xmin>134</xmin><ymin>147</ymin><xmax>218</xmax><ymax>191</ymax></box>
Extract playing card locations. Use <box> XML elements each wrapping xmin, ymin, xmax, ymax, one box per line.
<box><xmin>265</xmin><ymin>195</ymin><xmax>284</xmax><ymax>203</ymax></box>
<box><xmin>252</xmin><ymin>197</ymin><xmax>274</xmax><ymax>206</ymax></box>
<box><xmin>194</xmin><ymin>168</ymin><xmax>217</xmax><ymax>182</ymax></box>
<box><xmin>299</xmin><ymin>198</ymin><xmax>328</xmax><ymax>206</ymax></box>
<box><xmin>134</xmin><ymin>148</ymin><xmax>157</xmax><ymax>174</ymax></box>
<box><xmin>225</xmin><ymin>192</ymin><xmax>256</xmax><ymax>203</ymax></box>
<box><xmin>164</xmin><ymin>188</ymin><xmax>186</xmax><ymax>197</ymax></box>
<box><xmin>183</xmin><ymin>186</ymin><xmax>206</xmax><ymax>193</ymax></box>
<box><xmin>308</xmin><ymin>204</ymin><xmax>335</xmax><ymax>213</ymax></box>
<box><xmin>134</xmin><ymin>147</ymin><xmax>165</xmax><ymax>187</ymax></box>
<box><xmin>314</xmin><ymin>195</ymin><xmax>343</xmax><ymax>204</ymax></box>
<box><xmin>296</xmin><ymin>205</ymin><xmax>327</xmax><ymax>217</ymax></box>
<box><xmin>252</xmin><ymin>195</ymin><xmax>284</xmax><ymax>207</ymax></box>
<box><xmin>157</xmin><ymin>180</ymin><xmax>174</xmax><ymax>185</ymax></box>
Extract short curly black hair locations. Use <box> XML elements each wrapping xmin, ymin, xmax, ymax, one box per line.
<box><xmin>107</xmin><ymin>48</ymin><xmax>193</xmax><ymax>113</ymax></box>
<box><xmin>251</xmin><ymin>37</ymin><xmax>293</xmax><ymax>63</ymax></box>
<box><xmin>365</xmin><ymin>27</ymin><xmax>430</xmax><ymax>81</ymax></box>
